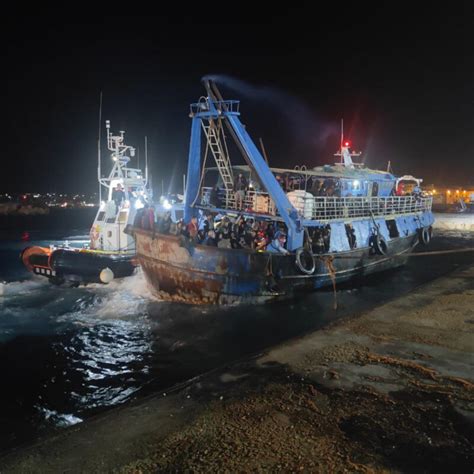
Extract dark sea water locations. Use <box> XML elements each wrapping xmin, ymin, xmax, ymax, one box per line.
<box><xmin>0</xmin><ymin>208</ymin><xmax>473</xmax><ymax>453</ymax></box>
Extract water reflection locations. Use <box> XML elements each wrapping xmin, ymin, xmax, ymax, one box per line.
<box><xmin>64</xmin><ymin>320</ymin><xmax>153</xmax><ymax>409</ymax></box>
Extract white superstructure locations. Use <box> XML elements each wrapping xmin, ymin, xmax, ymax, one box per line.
<box><xmin>90</xmin><ymin>121</ymin><xmax>152</xmax><ymax>253</ymax></box>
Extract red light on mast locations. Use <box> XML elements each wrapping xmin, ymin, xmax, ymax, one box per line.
<box><xmin>343</xmin><ymin>140</ymin><xmax>351</xmax><ymax>148</ymax></box>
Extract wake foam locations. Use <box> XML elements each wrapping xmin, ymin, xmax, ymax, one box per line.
<box><xmin>61</xmin><ymin>272</ymin><xmax>155</xmax><ymax>322</ymax></box>
<box><xmin>0</xmin><ymin>277</ymin><xmax>47</xmax><ymax>297</ymax></box>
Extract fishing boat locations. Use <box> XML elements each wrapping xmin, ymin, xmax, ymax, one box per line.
<box><xmin>127</xmin><ymin>80</ymin><xmax>434</xmax><ymax>304</ymax></box>
<box><xmin>21</xmin><ymin>121</ymin><xmax>153</xmax><ymax>285</ymax></box>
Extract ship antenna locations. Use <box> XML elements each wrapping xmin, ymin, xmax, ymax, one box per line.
<box><xmin>340</xmin><ymin>118</ymin><xmax>344</xmax><ymax>164</ymax></box>
<box><xmin>145</xmin><ymin>136</ymin><xmax>148</xmax><ymax>187</ymax></box>
<box><xmin>97</xmin><ymin>91</ymin><xmax>103</xmax><ymax>204</ymax></box>
<box><xmin>259</xmin><ymin>137</ymin><xmax>270</xmax><ymax>164</ymax></box>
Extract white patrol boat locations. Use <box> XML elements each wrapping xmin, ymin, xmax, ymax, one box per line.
<box><xmin>21</xmin><ymin>121</ymin><xmax>153</xmax><ymax>286</ymax></box>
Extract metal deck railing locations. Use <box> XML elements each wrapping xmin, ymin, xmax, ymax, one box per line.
<box><xmin>190</xmin><ymin>100</ymin><xmax>240</xmax><ymax>115</ymax></box>
<box><xmin>309</xmin><ymin>195</ymin><xmax>433</xmax><ymax>221</ymax></box>
<box><xmin>200</xmin><ymin>187</ymin><xmax>432</xmax><ymax>222</ymax></box>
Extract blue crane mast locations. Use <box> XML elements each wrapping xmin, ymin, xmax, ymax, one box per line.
<box><xmin>184</xmin><ymin>80</ymin><xmax>304</xmax><ymax>250</ymax></box>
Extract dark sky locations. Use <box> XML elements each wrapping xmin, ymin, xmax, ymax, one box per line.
<box><xmin>2</xmin><ymin>4</ymin><xmax>474</xmax><ymax>195</ymax></box>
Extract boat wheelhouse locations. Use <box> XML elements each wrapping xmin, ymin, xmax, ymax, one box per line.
<box><xmin>128</xmin><ymin>81</ymin><xmax>434</xmax><ymax>304</ymax></box>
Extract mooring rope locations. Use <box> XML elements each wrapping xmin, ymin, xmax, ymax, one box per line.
<box><xmin>317</xmin><ymin>255</ymin><xmax>338</xmax><ymax>310</ymax></box>
<box><xmin>314</xmin><ymin>246</ymin><xmax>474</xmax><ymax>309</ymax></box>
<box><xmin>406</xmin><ymin>248</ymin><xmax>474</xmax><ymax>257</ymax></box>
<box><xmin>327</xmin><ymin>247</ymin><xmax>474</xmax><ymax>260</ymax></box>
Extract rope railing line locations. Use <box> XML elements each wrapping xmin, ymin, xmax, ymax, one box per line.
<box><xmin>325</xmin><ymin>248</ymin><xmax>474</xmax><ymax>259</ymax></box>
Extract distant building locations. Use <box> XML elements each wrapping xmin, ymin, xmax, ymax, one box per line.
<box><xmin>425</xmin><ymin>184</ymin><xmax>474</xmax><ymax>206</ymax></box>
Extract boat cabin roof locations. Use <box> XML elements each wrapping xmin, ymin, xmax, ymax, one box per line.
<box><xmin>206</xmin><ymin>164</ymin><xmax>395</xmax><ymax>182</ymax></box>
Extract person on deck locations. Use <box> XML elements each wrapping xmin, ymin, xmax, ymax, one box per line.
<box><xmin>111</xmin><ymin>183</ymin><xmax>125</xmax><ymax>213</ymax></box>
<box><xmin>266</xmin><ymin>231</ymin><xmax>290</xmax><ymax>255</ymax></box>
<box><xmin>209</xmin><ymin>184</ymin><xmax>222</xmax><ymax>207</ymax></box>
<box><xmin>133</xmin><ymin>206</ymin><xmax>145</xmax><ymax>228</ymax></box>
<box><xmin>186</xmin><ymin>216</ymin><xmax>199</xmax><ymax>240</ymax></box>
<box><xmin>255</xmin><ymin>231</ymin><xmax>267</xmax><ymax>251</ymax></box>
<box><xmin>234</xmin><ymin>173</ymin><xmax>247</xmax><ymax>210</ymax></box>
<box><xmin>395</xmin><ymin>182</ymin><xmax>405</xmax><ymax>196</ymax></box>
<box><xmin>141</xmin><ymin>204</ymin><xmax>155</xmax><ymax>231</ymax></box>
<box><xmin>204</xmin><ymin>230</ymin><xmax>218</xmax><ymax>246</ymax></box>
<box><xmin>412</xmin><ymin>183</ymin><xmax>423</xmax><ymax>201</ymax></box>
<box><xmin>311</xmin><ymin>179</ymin><xmax>322</xmax><ymax>196</ymax></box>
<box><xmin>158</xmin><ymin>211</ymin><xmax>172</xmax><ymax>234</ymax></box>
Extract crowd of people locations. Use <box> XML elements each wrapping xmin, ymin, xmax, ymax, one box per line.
<box><xmin>133</xmin><ymin>203</ymin><xmax>155</xmax><ymax>230</ymax></box>
<box><xmin>154</xmin><ymin>211</ymin><xmax>291</xmax><ymax>254</ymax></box>
<box><xmin>206</xmin><ymin>175</ymin><xmax>344</xmax><ymax>213</ymax></box>
<box><xmin>133</xmin><ymin>208</ymin><xmax>335</xmax><ymax>255</ymax></box>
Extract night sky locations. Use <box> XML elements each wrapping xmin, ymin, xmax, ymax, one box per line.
<box><xmin>2</xmin><ymin>4</ymin><xmax>474</xmax><ymax>195</ymax></box>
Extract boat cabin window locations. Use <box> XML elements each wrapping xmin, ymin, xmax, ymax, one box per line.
<box><xmin>379</xmin><ymin>181</ymin><xmax>395</xmax><ymax>196</ymax></box>
<box><xmin>118</xmin><ymin>211</ymin><xmax>128</xmax><ymax>223</ymax></box>
<box><xmin>106</xmin><ymin>217</ymin><xmax>116</xmax><ymax>224</ymax></box>
<box><xmin>97</xmin><ymin>211</ymin><xmax>106</xmax><ymax>222</ymax></box>
<box><xmin>371</xmin><ymin>182</ymin><xmax>379</xmax><ymax>197</ymax></box>
<box><xmin>107</xmin><ymin>231</ymin><xmax>112</xmax><ymax>238</ymax></box>
<box><xmin>341</xmin><ymin>179</ymin><xmax>363</xmax><ymax>196</ymax></box>
<box><xmin>386</xmin><ymin>219</ymin><xmax>399</xmax><ymax>238</ymax></box>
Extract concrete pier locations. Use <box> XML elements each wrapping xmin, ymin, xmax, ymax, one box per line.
<box><xmin>1</xmin><ymin>266</ymin><xmax>473</xmax><ymax>472</ymax></box>
<box><xmin>434</xmin><ymin>212</ymin><xmax>474</xmax><ymax>232</ymax></box>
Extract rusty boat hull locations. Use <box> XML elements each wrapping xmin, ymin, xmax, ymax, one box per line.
<box><xmin>128</xmin><ymin>226</ymin><xmax>419</xmax><ymax>304</ymax></box>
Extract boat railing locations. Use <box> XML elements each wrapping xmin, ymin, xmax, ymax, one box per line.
<box><xmin>201</xmin><ymin>187</ymin><xmax>276</xmax><ymax>215</ymax></box>
<box><xmin>190</xmin><ymin>100</ymin><xmax>240</xmax><ymax>115</ymax></box>
<box><xmin>309</xmin><ymin>195</ymin><xmax>433</xmax><ymax>221</ymax></box>
<box><xmin>200</xmin><ymin>187</ymin><xmax>432</xmax><ymax>221</ymax></box>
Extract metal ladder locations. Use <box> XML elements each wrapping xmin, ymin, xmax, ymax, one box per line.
<box><xmin>202</xmin><ymin>120</ymin><xmax>234</xmax><ymax>206</ymax></box>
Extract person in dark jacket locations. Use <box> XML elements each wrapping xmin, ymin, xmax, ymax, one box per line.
<box><xmin>133</xmin><ymin>207</ymin><xmax>145</xmax><ymax>228</ymax></box>
<box><xmin>111</xmin><ymin>183</ymin><xmax>125</xmax><ymax>213</ymax></box>
<box><xmin>204</xmin><ymin>230</ymin><xmax>218</xmax><ymax>246</ymax></box>
<box><xmin>209</xmin><ymin>185</ymin><xmax>222</xmax><ymax>207</ymax></box>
